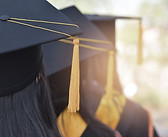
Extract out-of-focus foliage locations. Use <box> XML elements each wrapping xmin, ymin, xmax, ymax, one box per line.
<box><xmin>138</xmin><ymin>0</ymin><xmax>168</xmax><ymax>62</ymax></box>
<box><xmin>132</xmin><ymin>0</ymin><xmax>168</xmax><ymax>106</ymax></box>
<box><xmin>117</xmin><ymin>21</ymin><xmax>139</xmax><ymax>46</ymax></box>
<box><xmin>114</xmin><ymin>0</ymin><xmax>168</xmax><ymax>110</ymax></box>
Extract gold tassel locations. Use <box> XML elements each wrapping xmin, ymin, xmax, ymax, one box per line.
<box><xmin>57</xmin><ymin>108</ymin><xmax>87</xmax><ymax>137</ymax></box>
<box><xmin>105</xmin><ymin>51</ymin><xmax>114</xmax><ymax>98</ymax></box>
<box><xmin>137</xmin><ymin>20</ymin><xmax>143</xmax><ymax>65</ymax></box>
<box><xmin>68</xmin><ymin>38</ymin><xmax>80</xmax><ymax>113</ymax></box>
<box><xmin>95</xmin><ymin>51</ymin><xmax>126</xmax><ymax>129</ymax></box>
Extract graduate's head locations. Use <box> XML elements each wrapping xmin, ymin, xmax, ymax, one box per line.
<box><xmin>0</xmin><ymin>68</ymin><xmax>61</xmax><ymax>137</ymax></box>
<box><xmin>0</xmin><ymin>45</ymin><xmax>61</xmax><ymax>137</ymax></box>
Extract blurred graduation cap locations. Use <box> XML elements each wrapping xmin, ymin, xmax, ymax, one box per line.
<box><xmin>86</xmin><ymin>15</ymin><xmax>143</xmax><ymax>64</ymax></box>
<box><xmin>0</xmin><ymin>0</ymin><xmax>81</xmax><ymax>96</ymax></box>
<box><xmin>85</xmin><ymin>15</ymin><xmax>144</xmax><ymax>130</ymax></box>
<box><xmin>43</xmin><ymin>6</ymin><xmax>115</xmax><ymax>112</ymax></box>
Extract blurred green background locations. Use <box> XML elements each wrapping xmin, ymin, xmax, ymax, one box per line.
<box><xmin>48</xmin><ymin>0</ymin><xmax>168</xmax><ymax>136</ymax></box>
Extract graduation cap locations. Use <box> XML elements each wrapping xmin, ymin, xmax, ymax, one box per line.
<box><xmin>86</xmin><ymin>14</ymin><xmax>143</xmax><ymax>101</ymax></box>
<box><xmin>43</xmin><ymin>6</ymin><xmax>115</xmax><ymax>112</ymax></box>
<box><xmin>0</xmin><ymin>0</ymin><xmax>81</xmax><ymax>96</ymax></box>
<box><xmin>85</xmin><ymin>15</ymin><xmax>143</xmax><ymax>129</ymax></box>
<box><xmin>86</xmin><ymin>15</ymin><xmax>143</xmax><ymax>65</ymax></box>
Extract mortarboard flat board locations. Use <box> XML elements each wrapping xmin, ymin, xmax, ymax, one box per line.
<box><xmin>0</xmin><ymin>0</ymin><xmax>81</xmax><ymax>54</ymax></box>
<box><xmin>43</xmin><ymin>6</ymin><xmax>114</xmax><ymax>76</ymax></box>
<box><xmin>0</xmin><ymin>0</ymin><xmax>81</xmax><ymax>96</ymax></box>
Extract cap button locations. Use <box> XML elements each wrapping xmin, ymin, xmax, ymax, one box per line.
<box><xmin>0</xmin><ymin>15</ymin><xmax>10</xmax><ymax>21</ymax></box>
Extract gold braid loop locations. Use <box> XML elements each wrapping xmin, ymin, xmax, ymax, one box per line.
<box><xmin>7</xmin><ymin>20</ymin><xmax>71</xmax><ymax>37</ymax></box>
<box><xmin>60</xmin><ymin>39</ymin><xmax>111</xmax><ymax>53</ymax></box>
<box><xmin>66</xmin><ymin>37</ymin><xmax>112</xmax><ymax>44</ymax></box>
<box><xmin>10</xmin><ymin>17</ymin><xmax>79</xmax><ymax>28</ymax></box>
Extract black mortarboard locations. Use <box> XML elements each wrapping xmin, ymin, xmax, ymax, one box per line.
<box><xmin>43</xmin><ymin>6</ymin><xmax>114</xmax><ymax>76</ymax></box>
<box><xmin>43</xmin><ymin>6</ymin><xmax>114</xmax><ymax>112</ymax></box>
<box><xmin>0</xmin><ymin>0</ymin><xmax>81</xmax><ymax>96</ymax></box>
<box><xmin>86</xmin><ymin>15</ymin><xmax>143</xmax><ymax>64</ymax></box>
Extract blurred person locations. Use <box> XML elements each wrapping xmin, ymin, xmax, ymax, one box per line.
<box><xmin>86</xmin><ymin>14</ymin><xmax>159</xmax><ymax>137</ymax></box>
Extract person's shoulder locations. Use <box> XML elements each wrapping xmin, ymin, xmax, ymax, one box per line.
<box><xmin>82</xmin><ymin>119</ymin><xmax>118</xmax><ymax>137</ymax></box>
<box><xmin>117</xmin><ymin>99</ymin><xmax>149</xmax><ymax>137</ymax></box>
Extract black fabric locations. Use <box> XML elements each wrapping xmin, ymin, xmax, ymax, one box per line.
<box><xmin>0</xmin><ymin>45</ymin><xmax>42</xmax><ymax>96</ymax></box>
<box><xmin>52</xmin><ymin>97</ymin><xmax>68</xmax><ymax>117</ymax></box>
<box><xmin>82</xmin><ymin>119</ymin><xmax>116</xmax><ymax>137</ymax></box>
<box><xmin>117</xmin><ymin>99</ymin><xmax>159</xmax><ymax>137</ymax></box>
<box><xmin>86</xmin><ymin>15</ymin><xmax>116</xmax><ymax>45</ymax></box>
<box><xmin>48</xmin><ymin>66</ymin><xmax>70</xmax><ymax>116</ymax></box>
<box><xmin>0</xmin><ymin>0</ymin><xmax>81</xmax><ymax>54</ymax></box>
<box><xmin>86</xmin><ymin>15</ymin><xmax>141</xmax><ymax>22</ymax></box>
<box><xmin>43</xmin><ymin>6</ymin><xmax>114</xmax><ymax>76</ymax></box>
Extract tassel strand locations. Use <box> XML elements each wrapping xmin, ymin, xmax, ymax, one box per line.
<box><xmin>68</xmin><ymin>38</ymin><xmax>80</xmax><ymax>113</ymax></box>
<box><xmin>105</xmin><ymin>51</ymin><xmax>114</xmax><ymax>98</ymax></box>
<box><xmin>137</xmin><ymin>20</ymin><xmax>143</xmax><ymax>65</ymax></box>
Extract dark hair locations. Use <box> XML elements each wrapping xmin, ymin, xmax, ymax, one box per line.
<box><xmin>48</xmin><ymin>53</ymin><xmax>120</xmax><ymax>137</ymax></box>
<box><xmin>0</xmin><ymin>72</ymin><xmax>60</xmax><ymax>137</ymax></box>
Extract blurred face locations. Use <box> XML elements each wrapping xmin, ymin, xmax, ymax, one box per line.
<box><xmin>80</xmin><ymin>53</ymin><xmax>109</xmax><ymax>116</ymax></box>
<box><xmin>81</xmin><ymin>52</ymin><xmax>109</xmax><ymax>88</ymax></box>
